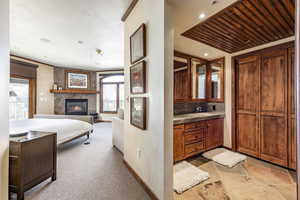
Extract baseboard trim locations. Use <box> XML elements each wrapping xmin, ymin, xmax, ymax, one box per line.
<box><xmin>95</xmin><ymin>120</ymin><xmax>112</xmax><ymax>123</ymax></box>
<box><xmin>221</xmin><ymin>145</ymin><xmax>233</xmax><ymax>151</ymax></box>
<box><xmin>123</xmin><ymin>160</ymin><xmax>159</xmax><ymax>200</ymax></box>
<box><xmin>113</xmin><ymin>145</ymin><xmax>124</xmax><ymax>156</ymax></box>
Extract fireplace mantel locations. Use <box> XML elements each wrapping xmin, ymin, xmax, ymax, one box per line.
<box><xmin>50</xmin><ymin>89</ymin><xmax>97</xmax><ymax>94</ymax></box>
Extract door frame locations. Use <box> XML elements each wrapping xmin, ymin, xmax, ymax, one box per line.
<box><xmin>296</xmin><ymin>0</ymin><xmax>300</xmax><ymax>197</ymax></box>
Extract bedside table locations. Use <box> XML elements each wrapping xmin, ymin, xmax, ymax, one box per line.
<box><xmin>9</xmin><ymin>131</ymin><xmax>57</xmax><ymax>200</ymax></box>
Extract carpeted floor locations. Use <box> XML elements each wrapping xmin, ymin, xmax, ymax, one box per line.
<box><xmin>12</xmin><ymin>122</ymin><xmax>150</xmax><ymax>200</ymax></box>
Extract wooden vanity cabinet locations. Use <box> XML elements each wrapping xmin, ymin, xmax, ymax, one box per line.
<box><xmin>173</xmin><ymin>118</ymin><xmax>224</xmax><ymax>162</ymax></box>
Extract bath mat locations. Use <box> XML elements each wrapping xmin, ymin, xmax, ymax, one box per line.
<box><xmin>174</xmin><ymin>161</ymin><xmax>210</xmax><ymax>194</ymax></box>
<box><xmin>203</xmin><ymin>148</ymin><xmax>247</xmax><ymax>168</ymax></box>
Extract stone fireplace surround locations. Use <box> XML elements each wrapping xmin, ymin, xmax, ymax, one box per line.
<box><xmin>53</xmin><ymin>67</ymin><xmax>97</xmax><ymax>115</ymax></box>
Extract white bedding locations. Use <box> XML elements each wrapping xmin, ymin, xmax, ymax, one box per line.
<box><xmin>10</xmin><ymin>118</ymin><xmax>93</xmax><ymax>145</ymax></box>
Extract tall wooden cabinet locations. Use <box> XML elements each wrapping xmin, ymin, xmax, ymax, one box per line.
<box><xmin>234</xmin><ymin>43</ymin><xmax>296</xmax><ymax>169</ymax></box>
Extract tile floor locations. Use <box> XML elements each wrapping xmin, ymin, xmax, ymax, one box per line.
<box><xmin>174</xmin><ymin>156</ymin><xmax>297</xmax><ymax>200</ymax></box>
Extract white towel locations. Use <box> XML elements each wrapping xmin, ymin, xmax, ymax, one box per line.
<box><xmin>173</xmin><ymin>161</ymin><xmax>210</xmax><ymax>194</ymax></box>
<box><xmin>212</xmin><ymin>151</ymin><xmax>247</xmax><ymax>168</ymax></box>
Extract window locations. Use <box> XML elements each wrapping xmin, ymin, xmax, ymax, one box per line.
<box><xmin>9</xmin><ymin>78</ymin><xmax>30</xmax><ymax>121</ymax></box>
<box><xmin>100</xmin><ymin>75</ymin><xmax>124</xmax><ymax>113</ymax></box>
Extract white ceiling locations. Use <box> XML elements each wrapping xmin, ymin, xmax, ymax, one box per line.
<box><xmin>170</xmin><ymin>0</ymin><xmax>238</xmax><ymax>60</ymax></box>
<box><xmin>10</xmin><ymin>0</ymin><xmax>132</xmax><ymax>70</ymax></box>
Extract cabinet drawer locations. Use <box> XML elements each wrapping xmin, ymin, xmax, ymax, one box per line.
<box><xmin>184</xmin><ymin>131</ymin><xmax>205</xmax><ymax>144</ymax></box>
<box><xmin>174</xmin><ymin>124</ymin><xmax>184</xmax><ymax>130</ymax></box>
<box><xmin>185</xmin><ymin>121</ymin><xmax>207</xmax><ymax>131</ymax></box>
<box><xmin>185</xmin><ymin>141</ymin><xmax>205</xmax><ymax>156</ymax></box>
<box><xmin>185</xmin><ymin>122</ymin><xmax>197</xmax><ymax>130</ymax></box>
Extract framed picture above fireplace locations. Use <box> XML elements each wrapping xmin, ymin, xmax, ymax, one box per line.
<box><xmin>65</xmin><ymin>70</ymin><xmax>90</xmax><ymax>89</ymax></box>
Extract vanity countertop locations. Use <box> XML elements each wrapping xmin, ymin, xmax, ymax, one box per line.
<box><xmin>173</xmin><ymin>111</ymin><xmax>225</xmax><ymax>125</ymax></box>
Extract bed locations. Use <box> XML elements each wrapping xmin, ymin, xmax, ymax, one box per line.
<box><xmin>10</xmin><ymin>114</ymin><xmax>94</xmax><ymax>145</ymax></box>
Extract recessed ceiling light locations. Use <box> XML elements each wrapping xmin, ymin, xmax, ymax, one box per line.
<box><xmin>199</xmin><ymin>13</ymin><xmax>206</xmax><ymax>19</ymax></box>
<box><xmin>96</xmin><ymin>49</ymin><xmax>103</xmax><ymax>55</ymax></box>
<box><xmin>212</xmin><ymin>0</ymin><xmax>218</xmax><ymax>5</ymax></box>
<box><xmin>40</xmin><ymin>38</ymin><xmax>51</xmax><ymax>43</ymax></box>
<box><xmin>204</xmin><ymin>53</ymin><xmax>209</xmax><ymax>57</ymax></box>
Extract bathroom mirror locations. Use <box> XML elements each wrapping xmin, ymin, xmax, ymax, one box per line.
<box><xmin>191</xmin><ymin>58</ymin><xmax>207</xmax><ymax>100</ymax></box>
<box><xmin>207</xmin><ymin>58</ymin><xmax>224</xmax><ymax>102</ymax></box>
<box><xmin>173</xmin><ymin>51</ymin><xmax>224</xmax><ymax>103</ymax></box>
<box><xmin>174</xmin><ymin>56</ymin><xmax>189</xmax><ymax>101</ymax></box>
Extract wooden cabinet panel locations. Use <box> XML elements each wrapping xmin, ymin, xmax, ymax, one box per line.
<box><xmin>288</xmin><ymin>47</ymin><xmax>296</xmax><ymax>169</ymax></box>
<box><xmin>184</xmin><ymin>130</ymin><xmax>205</xmax><ymax>144</ymax></box>
<box><xmin>174</xmin><ymin>69</ymin><xmax>189</xmax><ymax>101</ymax></box>
<box><xmin>288</xmin><ymin>48</ymin><xmax>295</xmax><ymax>114</ymax></box>
<box><xmin>237</xmin><ymin>114</ymin><xmax>259</xmax><ymax>157</ymax></box>
<box><xmin>260</xmin><ymin>49</ymin><xmax>288</xmax><ymax>167</ymax></box>
<box><xmin>237</xmin><ymin>56</ymin><xmax>259</xmax><ymax>112</ymax></box>
<box><xmin>261</xmin><ymin>50</ymin><xmax>286</xmax><ymax>114</ymax></box>
<box><xmin>289</xmin><ymin>117</ymin><xmax>296</xmax><ymax>169</ymax></box>
<box><xmin>206</xmin><ymin>118</ymin><xmax>224</xmax><ymax>150</ymax></box>
<box><xmin>236</xmin><ymin>55</ymin><xmax>260</xmax><ymax>158</ymax></box>
<box><xmin>185</xmin><ymin>141</ymin><xmax>205</xmax><ymax>157</ymax></box>
<box><xmin>260</xmin><ymin>116</ymin><xmax>288</xmax><ymax>166</ymax></box>
<box><xmin>173</xmin><ymin>125</ymin><xmax>185</xmax><ymax>162</ymax></box>
<box><xmin>185</xmin><ymin>121</ymin><xmax>206</xmax><ymax>131</ymax></box>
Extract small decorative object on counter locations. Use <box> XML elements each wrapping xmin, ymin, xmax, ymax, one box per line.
<box><xmin>58</xmin><ymin>86</ymin><xmax>63</xmax><ymax>90</ymax></box>
<box><xmin>53</xmin><ymin>84</ymin><xmax>58</xmax><ymax>90</ymax></box>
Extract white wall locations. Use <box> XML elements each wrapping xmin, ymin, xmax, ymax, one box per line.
<box><xmin>10</xmin><ymin>56</ymin><xmax>55</xmax><ymax>115</ymax></box>
<box><xmin>0</xmin><ymin>0</ymin><xmax>9</xmax><ymax>199</ymax></box>
<box><xmin>124</xmin><ymin>0</ymin><xmax>172</xmax><ymax>199</ymax></box>
<box><xmin>36</xmin><ymin>64</ymin><xmax>54</xmax><ymax>114</ymax></box>
<box><xmin>223</xmin><ymin>36</ymin><xmax>295</xmax><ymax>148</ymax></box>
<box><xmin>164</xmin><ymin>2</ymin><xmax>174</xmax><ymax>199</ymax></box>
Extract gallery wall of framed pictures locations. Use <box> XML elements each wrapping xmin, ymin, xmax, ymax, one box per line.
<box><xmin>129</xmin><ymin>23</ymin><xmax>147</xmax><ymax>130</ymax></box>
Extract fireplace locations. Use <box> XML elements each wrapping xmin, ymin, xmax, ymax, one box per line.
<box><xmin>65</xmin><ymin>99</ymin><xmax>88</xmax><ymax>115</ymax></box>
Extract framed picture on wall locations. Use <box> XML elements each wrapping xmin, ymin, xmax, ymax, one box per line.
<box><xmin>130</xmin><ymin>60</ymin><xmax>146</xmax><ymax>94</ymax></box>
<box><xmin>65</xmin><ymin>70</ymin><xmax>90</xmax><ymax>89</ymax></box>
<box><xmin>130</xmin><ymin>97</ymin><xmax>146</xmax><ymax>130</ymax></box>
<box><xmin>130</xmin><ymin>24</ymin><xmax>146</xmax><ymax>64</ymax></box>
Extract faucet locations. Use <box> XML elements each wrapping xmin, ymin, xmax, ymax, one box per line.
<box><xmin>195</xmin><ymin>106</ymin><xmax>203</xmax><ymax>113</ymax></box>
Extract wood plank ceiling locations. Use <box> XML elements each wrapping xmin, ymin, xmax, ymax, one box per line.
<box><xmin>182</xmin><ymin>0</ymin><xmax>295</xmax><ymax>53</ymax></box>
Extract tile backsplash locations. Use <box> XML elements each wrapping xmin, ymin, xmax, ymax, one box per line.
<box><xmin>174</xmin><ymin>102</ymin><xmax>225</xmax><ymax>115</ymax></box>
